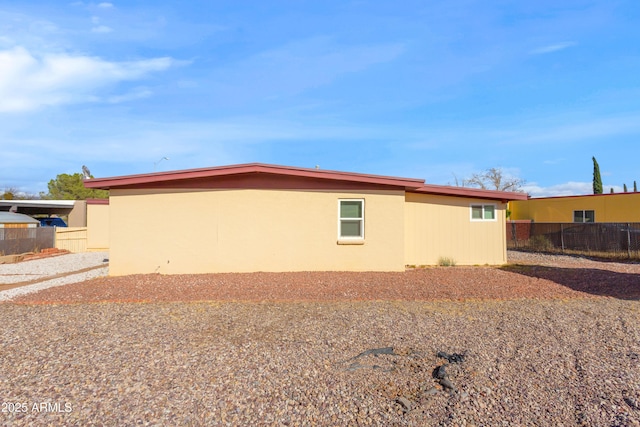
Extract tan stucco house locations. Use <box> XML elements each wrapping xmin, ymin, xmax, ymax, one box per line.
<box><xmin>84</xmin><ymin>163</ymin><xmax>528</xmax><ymax>276</ymax></box>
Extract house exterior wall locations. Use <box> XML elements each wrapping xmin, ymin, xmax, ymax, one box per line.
<box><xmin>67</xmin><ymin>200</ymin><xmax>87</xmax><ymax>227</ymax></box>
<box><xmin>87</xmin><ymin>202</ymin><xmax>110</xmax><ymax>251</ymax></box>
<box><xmin>510</xmin><ymin>193</ymin><xmax>640</xmax><ymax>222</ymax></box>
<box><xmin>404</xmin><ymin>192</ymin><xmax>508</xmax><ymax>265</ymax></box>
<box><xmin>107</xmin><ymin>188</ymin><xmax>405</xmax><ymax>275</ymax></box>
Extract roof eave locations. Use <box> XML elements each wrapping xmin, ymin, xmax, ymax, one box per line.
<box><xmin>83</xmin><ymin>163</ymin><xmax>426</xmax><ymax>190</ymax></box>
<box><xmin>412</xmin><ymin>184</ymin><xmax>529</xmax><ymax>201</ymax></box>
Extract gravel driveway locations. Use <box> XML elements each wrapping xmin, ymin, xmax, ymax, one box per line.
<box><xmin>1</xmin><ymin>251</ymin><xmax>639</xmax><ymax>426</ymax></box>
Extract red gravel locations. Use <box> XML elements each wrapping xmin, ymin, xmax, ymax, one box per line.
<box><xmin>10</xmin><ymin>255</ymin><xmax>640</xmax><ymax>304</ymax></box>
<box><xmin>2</xmin><ymin>252</ymin><xmax>639</xmax><ymax>426</ymax></box>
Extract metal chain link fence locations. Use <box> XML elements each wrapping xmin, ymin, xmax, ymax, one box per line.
<box><xmin>507</xmin><ymin>221</ymin><xmax>640</xmax><ymax>259</ymax></box>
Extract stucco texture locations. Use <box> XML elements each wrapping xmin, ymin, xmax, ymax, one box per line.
<box><xmin>108</xmin><ymin>188</ymin><xmax>406</xmax><ymax>275</ymax></box>
<box><xmin>404</xmin><ymin>192</ymin><xmax>508</xmax><ymax>266</ymax></box>
<box><xmin>510</xmin><ymin>193</ymin><xmax>640</xmax><ymax>223</ymax></box>
<box><xmin>87</xmin><ymin>203</ymin><xmax>110</xmax><ymax>251</ymax></box>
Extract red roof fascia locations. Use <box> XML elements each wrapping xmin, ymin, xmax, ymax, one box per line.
<box><xmin>411</xmin><ymin>184</ymin><xmax>529</xmax><ymax>201</ymax></box>
<box><xmin>83</xmin><ymin>163</ymin><xmax>426</xmax><ymax>190</ymax></box>
<box><xmin>525</xmin><ymin>192</ymin><xmax>640</xmax><ymax>201</ymax></box>
<box><xmin>86</xmin><ymin>198</ymin><xmax>109</xmax><ymax>205</ymax></box>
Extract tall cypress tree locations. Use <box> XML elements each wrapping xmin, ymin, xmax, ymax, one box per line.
<box><xmin>592</xmin><ymin>157</ymin><xmax>603</xmax><ymax>194</ymax></box>
<box><xmin>624</xmin><ymin>183</ymin><xmax>628</xmax><ymax>192</ymax></box>
<box><xmin>635</xmin><ymin>181</ymin><xmax>638</xmax><ymax>192</ymax></box>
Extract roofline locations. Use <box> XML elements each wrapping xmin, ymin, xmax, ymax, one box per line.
<box><xmin>86</xmin><ymin>198</ymin><xmax>109</xmax><ymax>205</ymax></box>
<box><xmin>0</xmin><ymin>212</ymin><xmax>40</xmax><ymax>224</ymax></box>
<box><xmin>523</xmin><ymin>192</ymin><xmax>640</xmax><ymax>201</ymax></box>
<box><xmin>83</xmin><ymin>163</ymin><xmax>426</xmax><ymax>190</ymax></box>
<box><xmin>411</xmin><ymin>184</ymin><xmax>529</xmax><ymax>201</ymax></box>
<box><xmin>84</xmin><ymin>162</ymin><xmax>531</xmax><ymax>200</ymax></box>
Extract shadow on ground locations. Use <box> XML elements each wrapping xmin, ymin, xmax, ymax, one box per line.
<box><xmin>501</xmin><ymin>264</ymin><xmax>640</xmax><ymax>300</ymax></box>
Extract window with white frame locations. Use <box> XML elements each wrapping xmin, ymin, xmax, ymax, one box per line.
<box><xmin>574</xmin><ymin>210</ymin><xmax>595</xmax><ymax>223</ymax></box>
<box><xmin>338</xmin><ymin>199</ymin><xmax>364</xmax><ymax>239</ymax></box>
<box><xmin>470</xmin><ymin>204</ymin><xmax>496</xmax><ymax>221</ymax></box>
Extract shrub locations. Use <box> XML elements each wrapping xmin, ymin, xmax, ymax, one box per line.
<box><xmin>529</xmin><ymin>235</ymin><xmax>554</xmax><ymax>252</ymax></box>
<box><xmin>437</xmin><ymin>256</ymin><xmax>457</xmax><ymax>267</ymax></box>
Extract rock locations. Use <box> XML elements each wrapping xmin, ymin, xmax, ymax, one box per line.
<box><xmin>432</xmin><ymin>364</ymin><xmax>448</xmax><ymax>380</ymax></box>
<box><xmin>624</xmin><ymin>396</ymin><xmax>640</xmax><ymax>411</ymax></box>
<box><xmin>423</xmin><ymin>386</ymin><xmax>439</xmax><ymax>396</ymax></box>
<box><xmin>352</xmin><ymin>347</ymin><xmax>397</xmax><ymax>359</ymax></box>
<box><xmin>345</xmin><ymin>362</ymin><xmax>365</xmax><ymax>372</ymax></box>
<box><xmin>437</xmin><ymin>351</ymin><xmax>466</xmax><ymax>364</ymax></box>
<box><xmin>439</xmin><ymin>377</ymin><xmax>456</xmax><ymax>391</ymax></box>
<box><xmin>395</xmin><ymin>396</ymin><xmax>413</xmax><ymax>413</ymax></box>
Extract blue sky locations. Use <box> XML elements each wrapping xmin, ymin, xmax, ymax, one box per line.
<box><xmin>1</xmin><ymin>1</ymin><xmax>639</xmax><ymax>197</ymax></box>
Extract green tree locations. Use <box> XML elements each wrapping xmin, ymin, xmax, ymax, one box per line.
<box><xmin>42</xmin><ymin>173</ymin><xmax>108</xmax><ymax>200</ymax></box>
<box><xmin>635</xmin><ymin>181</ymin><xmax>638</xmax><ymax>192</ymax></box>
<box><xmin>624</xmin><ymin>183</ymin><xmax>628</xmax><ymax>192</ymax></box>
<box><xmin>610</xmin><ymin>188</ymin><xmax>614</xmax><ymax>193</ymax></box>
<box><xmin>592</xmin><ymin>157</ymin><xmax>603</xmax><ymax>194</ymax></box>
<box><xmin>1</xmin><ymin>188</ymin><xmax>15</xmax><ymax>200</ymax></box>
<box><xmin>1</xmin><ymin>187</ymin><xmax>37</xmax><ymax>200</ymax></box>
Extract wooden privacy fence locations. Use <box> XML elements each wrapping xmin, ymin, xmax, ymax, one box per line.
<box><xmin>55</xmin><ymin>227</ymin><xmax>88</xmax><ymax>253</ymax></box>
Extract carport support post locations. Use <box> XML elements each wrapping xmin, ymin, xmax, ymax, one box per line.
<box><xmin>560</xmin><ymin>223</ymin><xmax>565</xmax><ymax>253</ymax></box>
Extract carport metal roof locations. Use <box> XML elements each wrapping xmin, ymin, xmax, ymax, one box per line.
<box><xmin>0</xmin><ymin>200</ymin><xmax>76</xmax><ymax>216</ymax></box>
<box><xmin>0</xmin><ymin>211</ymin><xmax>40</xmax><ymax>224</ymax></box>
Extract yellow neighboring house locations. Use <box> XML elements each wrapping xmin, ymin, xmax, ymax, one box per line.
<box><xmin>84</xmin><ymin>163</ymin><xmax>527</xmax><ymax>276</ymax></box>
<box><xmin>510</xmin><ymin>192</ymin><xmax>640</xmax><ymax>223</ymax></box>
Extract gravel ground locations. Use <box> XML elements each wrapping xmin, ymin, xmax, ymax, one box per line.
<box><xmin>0</xmin><ymin>252</ymin><xmax>109</xmax><ymax>300</ymax></box>
<box><xmin>1</xmin><ymin>251</ymin><xmax>639</xmax><ymax>426</ymax></box>
<box><xmin>0</xmin><ymin>251</ymin><xmax>108</xmax><ymax>284</ymax></box>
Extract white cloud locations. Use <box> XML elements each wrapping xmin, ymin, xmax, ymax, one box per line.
<box><xmin>91</xmin><ymin>25</ymin><xmax>113</xmax><ymax>33</ymax></box>
<box><xmin>90</xmin><ymin>14</ymin><xmax>112</xmax><ymax>33</ymax></box>
<box><xmin>529</xmin><ymin>42</ymin><xmax>576</xmax><ymax>55</ymax></box>
<box><xmin>522</xmin><ymin>181</ymin><xmax>627</xmax><ymax>198</ymax></box>
<box><xmin>107</xmin><ymin>88</ymin><xmax>152</xmax><ymax>103</ymax></box>
<box><xmin>97</xmin><ymin>2</ymin><xmax>114</xmax><ymax>8</ymax></box>
<box><xmin>0</xmin><ymin>46</ymin><xmax>177</xmax><ymax>112</ymax></box>
<box><xmin>506</xmin><ymin>114</ymin><xmax>640</xmax><ymax>145</ymax></box>
<box><xmin>523</xmin><ymin>181</ymin><xmax>591</xmax><ymax>197</ymax></box>
<box><xmin>407</xmin><ymin>113</ymin><xmax>640</xmax><ymax>150</ymax></box>
<box><xmin>210</xmin><ymin>37</ymin><xmax>406</xmax><ymax>102</ymax></box>
<box><xmin>543</xmin><ymin>158</ymin><xmax>564</xmax><ymax>165</ymax></box>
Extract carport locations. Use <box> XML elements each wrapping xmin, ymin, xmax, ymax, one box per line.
<box><xmin>0</xmin><ymin>200</ymin><xmax>86</xmax><ymax>227</ymax></box>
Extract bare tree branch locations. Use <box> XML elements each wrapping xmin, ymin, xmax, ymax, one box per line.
<box><xmin>1</xmin><ymin>187</ymin><xmax>38</xmax><ymax>200</ymax></box>
<box><xmin>462</xmin><ymin>168</ymin><xmax>525</xmax><ymax>192</ymax></box>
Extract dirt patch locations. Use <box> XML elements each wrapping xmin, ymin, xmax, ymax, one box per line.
<box><xmin>0</xmin><ymin>248</ymin><xmax>70</xmax><ymax>265</ymax></box>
